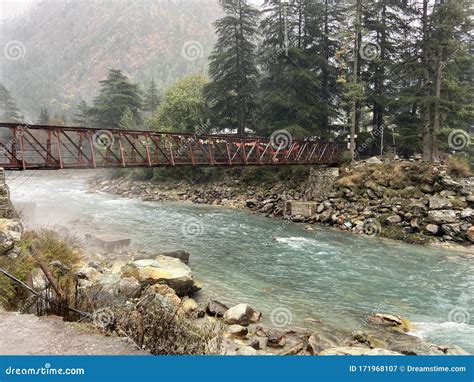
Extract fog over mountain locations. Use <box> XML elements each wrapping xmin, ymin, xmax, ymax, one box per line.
<box><xmin>0</xmin><ymin>0</ymin><xmax>221</xmax><ymax>120</ymax></box>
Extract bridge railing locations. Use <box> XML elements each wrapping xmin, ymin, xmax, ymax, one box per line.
<box><xmin>0</xmin><ymin>123</ymin><xmax>344</xmax><ymax>170</ymax></box>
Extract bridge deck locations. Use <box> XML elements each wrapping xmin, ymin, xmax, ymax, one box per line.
<box><xmin>0</xmin><ymin>123</ymin><xmax>343</xmax><ymax>170</ymax></box>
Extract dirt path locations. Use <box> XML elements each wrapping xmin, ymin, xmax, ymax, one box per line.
<box><xmin>0</xmin><ymin>311</ymin><xmax>145</xmax><ymax>355</ymax></box>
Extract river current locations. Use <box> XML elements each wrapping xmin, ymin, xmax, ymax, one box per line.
<box><xmin>7</xmin><ymin>171</ymin><xmax>474</xmax><ymax>353</ymax></box>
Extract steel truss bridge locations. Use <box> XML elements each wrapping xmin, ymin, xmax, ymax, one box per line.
<box><xmin>0</xmin><ymin>123</ymin><xmax>343</xmax><ymax>170</ymax></box>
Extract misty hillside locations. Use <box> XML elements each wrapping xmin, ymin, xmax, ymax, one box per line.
<box><xmin>0</xmin><ymin>0</ymin><xmax>220</xmax><ymax>120</ymax></box>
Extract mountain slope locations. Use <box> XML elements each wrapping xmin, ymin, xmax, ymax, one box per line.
<box><xmin>0</xmin><ymin>0</ymin><xmax>220</xmax><ymax>120</ymax></box>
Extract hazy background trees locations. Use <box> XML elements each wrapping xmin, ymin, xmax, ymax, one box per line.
<box><xmin>1</xmin><ymin>0</ymin><xmax>472</xmax><ymax>162</ymax></box>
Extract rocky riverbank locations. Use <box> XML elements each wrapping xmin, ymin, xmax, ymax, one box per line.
<box><xmin>0</xmin><ymin>215</ymin><xmax>469</xmax><ymax>355</ymax></box>
<box><xmin>1</xmin><ymin>164</ymin><xmax>471</xmax><ymax>355</ymax></box>
<box><xmin>64</xmin><ymin>246</ymin><xmax>469</xmax><ymax>355</ymax></box>
<box><xmin>89</xmin><ymin>158</ymin><xmax>474</xmax><ymax>249</ymax></box>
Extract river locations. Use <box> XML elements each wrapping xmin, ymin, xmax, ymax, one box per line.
<box><xmin>6</xmin><ymin>171</ymin><xmax>474</xmax><ymax>353</ymax></box>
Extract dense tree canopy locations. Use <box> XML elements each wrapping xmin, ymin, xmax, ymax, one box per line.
<box><xmin>151</xmin><ymin>75</ymin><xmax>208</xmax><ymax>133</ymax></box>
<box><xmin>91</xmin><ymin>69</ymin><xmax>142</xmax><ymax>129</ymax></box>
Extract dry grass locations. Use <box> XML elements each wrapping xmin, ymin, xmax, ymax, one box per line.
<box><xmin>113</xmin><ymin>299</ymin><xmax>224</xmax><ymax>355</ymax></box>
<box><xmin>336</xmin><ymin>173</ymin><xmax>364</xmax><ymax>188</ymax></box>
<box><xmin>446</xmin><ymin>156</ymin><xmax>471</xmax><ymax>178</ymax></box>
<box><xmin>0</xmin><ymin>230</ymin><xmax>82</xmax><ymax>312</ymax></box>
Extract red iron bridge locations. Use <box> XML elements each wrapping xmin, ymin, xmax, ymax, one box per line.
<box><xmin>0</xmin><ymin>123</ymin><xmax>344</xmax><ymax>170</ymax></box>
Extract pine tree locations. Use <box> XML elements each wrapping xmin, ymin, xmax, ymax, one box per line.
<box><xmin>258</xmin><ymin>0</ymin><xmax>341</xmax><ymax>138</ymax></box>
<box><xmin>73</xmin><ymin>100</ymin><xmax>90</xmax><ymax>126</ymax></box>
<box><xmin>38</xmin><ymin>107</ymin><xmax>50</xmax><ymax>124</ymax></box>
<box><xmin>204</xmin><ymin>0</ymin><xmax>260</xmax><ymax>136</ymax></box>
<box><xmin>143</xmin><ymin>78</ymin><xmax>160</xmax><ymax>113</ymax></box>
<box><xmin>393</xmin><ymin>0</ymin><xmax>473</xmax><ymax>160</ymax></box>
<box><xmin>91</xmin><ymin>69</ymin><xmax>142</xmax><ymax>129</ymax></box>
<box><xmin>358</xmin><ymin>0</ymin><xmax>416</xmax><ymax>155</ymax></box>
<box><xmin>0</xmin><ymin>83</ymin><xmax>23</xmax><ymax>122</ymax></box>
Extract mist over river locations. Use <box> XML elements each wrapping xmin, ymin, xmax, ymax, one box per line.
<box><xmin>7</xmin><ymin>171</ymin><xmax>474</xmax><ymax>353</ymax></box>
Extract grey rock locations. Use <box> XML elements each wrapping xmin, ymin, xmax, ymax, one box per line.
<box><xmin>420</xmin><ymin>183</ymin><xmax>434</xmax><ymax>193</ymax></box>
<box><xmin>460</xmin><ymin>208</ymin><xmax>473</xmax><ymax>219</ymax></box>
<box><xmin>386</xmin><ymin>215</ymin><xmax>402</xmax><ymax>224</ymax></box>
<box><xmin>440</xmin><ymin>190</ymin><xmax>456</xmax><ymax>197</ymax></box>
<box><xmin>223</xmin><ymin>303</ymin><xmax>261</xmax><ymax>326</ymax></box>
<box><xmin>226</xmin><ymin>324</ymin><xmax>248</xmax><ymax>338</ymax></box>
<box><xmin>267</xmin><ymin>333</ymin><xmax>286</xmax><ymax>348</ymax></box>
<box><xmin>160</xmin><ymin>250</ymin><xmax>190</xmax><ymax>264</ymax></box>
<box><xmin>366</xmin><ymin>156</ymin><xmax>383</xmax><ymax>164</ymax></box>
<box><xmin>206</xmin><ymin>299</ymin><xmax>229</xmax><ymax>317</ymax></box>
<box><xmin>429</xmin><ymin>196</ymin><xmax>452</xmax><ymax>210</ymax></box>
<box><xmin>441</xmin><ymin>224</ymin><xmax>461</xmax><ymax>237</ymax></box>
<box><xmin>117</xmin><ymin>277</ymin><xmax>141</xmax><ymax>298</ymax></box>
<box><xmin>236</xmin><ymin>346</ymin><xmax>258</xmax><ymax>355</ymax></box>
<box><xmin>425</xmin><ymin>224</ymin><xmax>440</xmax><ymax>235</ymax></box>
<box><xmin>427</xmin><ymin>210</ymin><xmax>458</xmax><ymax>224</ymax></box>
<box><xmin>133</xmin><ymin>256</ymin><xmax>197</xmax><ymax>297</ymax></box>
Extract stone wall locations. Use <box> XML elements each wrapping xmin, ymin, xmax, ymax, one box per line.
<box><xmin>0</xmin><ymin>168</ymin><xmax>22</xmax><ymax>257</ymax></box>
<box><xmin>0</xmin><ymin>168</ymin><xmax>15</xmax><ymax>219</ymax></box>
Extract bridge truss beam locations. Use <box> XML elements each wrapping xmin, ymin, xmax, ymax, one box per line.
<box><xmin>0</xmin><ymin>123</ymin><xmax>343</xmax><ymax>170</ymax></box>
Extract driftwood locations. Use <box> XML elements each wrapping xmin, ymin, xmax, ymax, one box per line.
<box><xmin>35</xmin><ymin>257</ymin><xmax>66</xmax><ymax>302</ymax></box>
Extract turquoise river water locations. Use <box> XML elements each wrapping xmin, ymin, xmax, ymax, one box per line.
<box><xmin>7</xmin><ymin>172</ymin><xmax>474</xmax><ymax>353</ymax></box>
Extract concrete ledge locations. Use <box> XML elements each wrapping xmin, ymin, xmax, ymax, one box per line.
<box><xmin>284</xmin><ymin>201</ymin><xmax>318</xmax><ymax>217</ymax></box>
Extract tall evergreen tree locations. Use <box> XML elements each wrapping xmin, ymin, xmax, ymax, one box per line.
<box><xmin>423</xmin><ymin>0</ymin><xmax>472</xmax><ymax>160</ymax></box>
<box><xmin>91</xmin><ymin>69</ymin><xmax>142</xmax><ymax>129</ymax></box>
<box><xmin>259</xmin><ymin>0</ymin><xmax>341</xmax><ymax>138</ymax></box>
<box><xmin>0</xmin><ymin>84</ymin><xmax>23</xmax><ymax>122</ymax></box>
<box><xmin>393</xmin><ymin>0</ymin><xmax>473</xmax><ymax>160</ymax></box>
<box><xmin>38</xmin><ymin>107</ymin><xmax>50</xmax><ymax>124</ymax></box>
<box><xmin>204</xmin><ymin>0</ymin><xmax>260</xmax><ymax>136</ymax></box>
<box><xmin>72</xmin><ymin>100</ymin><xmax>90</xmax><ymax>126</ymax></box>
<box><xmin>143</xmin><ymin>78</ymin><xmax>160</xmax><ymax>113</ymax></box>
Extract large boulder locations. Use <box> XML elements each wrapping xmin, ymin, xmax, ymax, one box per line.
<box><xmin>130</xmin><ymin>256</ymin><xmax>198</xmax><ymax>296</ymax></box>
<box><xmin>117</xmin><ymin>277</ymin><xmax>141</xmax><ymax>298</ymax></box>
<box><xmin>429</xmin><ymin>196</ymin><xmax>452</xmax><ymax>210</ymax></box>
<box><xmin>143</xmin><ymin>284</ymin><xmax>181</xmax><ymax>309</ymax></box>
<box><xmin>223</xmin><ymin>303</ymin><xmax>261</xmax><ymax>326</ymax></box>
<box><xmin>0</xmin><ymin>218</ymin><xmax>23</xmax><ymax>255</ymax></box>
<box><xmin>425</xmin><ymin>224</ymin><xmax>440</xmax><ymax>235</ymax></box>
<box><xmin>467</xmin><ymin>226</ymin><xmax>474</xmax><ymax>242</ymax></box>
<box><xmin>427</xmin><ymin>210</ymin><xmax>457</xmax><ymax>224</ymax></box>
<box><xmin>370</xmin><ymin>313</ymin><xmax>411</xmax><ymax>332</ymax></box>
